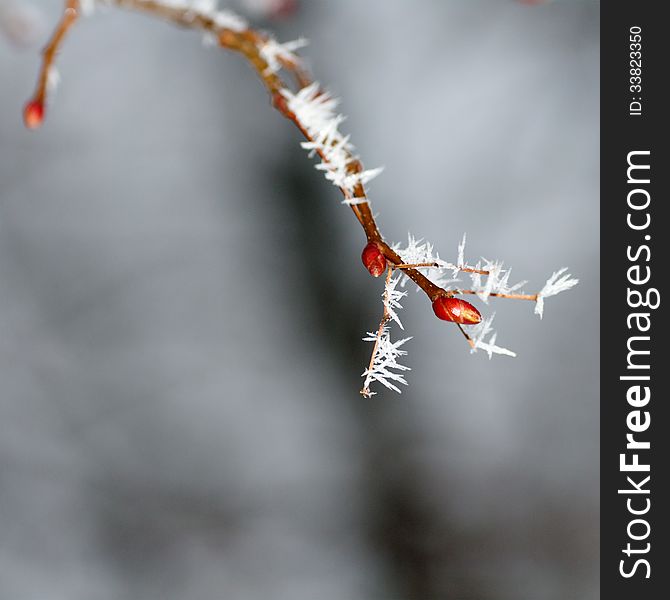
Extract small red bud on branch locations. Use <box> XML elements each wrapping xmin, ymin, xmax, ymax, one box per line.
<box><xmin>362</xmin><ymin>242</ymin><xmax>387</xmax><ymax>277</ymax></box>
<box><xmin>23</xmin><ymin>99</ymin><xmax>44</xmax><ymax>129</ymax></box>
<box><xmin>432</xmin><ymin>296</ymin><xmax>482</xmax><ymax>325</ymax></box>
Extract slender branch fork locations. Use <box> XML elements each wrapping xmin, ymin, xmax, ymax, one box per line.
<box><xmin>25</xmin><ymin>1</ymin><xmax>577</xmax><ymax>395</ymax></box>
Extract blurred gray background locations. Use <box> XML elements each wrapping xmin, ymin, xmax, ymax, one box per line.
<box><xmin>1</xmin><ymin>1</ymin><xmax>599</xmax><ymax>599</ymax></box>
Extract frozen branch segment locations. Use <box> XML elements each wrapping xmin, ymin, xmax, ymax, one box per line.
<box><xmin>458</xmin><ymin>235</ymin><xmax>526</xmax><ymax>302</ymax></box>
<box><xmin>469</xmin><ymin>314</ymin><xmax>516</xmax><ymax>359</ymax></box>
<box><xmin>210</xmin><ymin>7</ymin><xmax>247</xmax><ymax>30</ymax></box>
<box><xmin>450</xmin><ymin>235</ymin><xmax>528</xmax><ymax>302</ymax></box>
<box><xmin>393</xmin><ymin>234</ymin><xmax>439</xmax><ymax>267</ymax></box>
<box><xmin>467</xmin><ymin>259</ymin><xmax>527</xmax><ymax>302</ymax></box>
<box><xmin>282</xmin><ymin>82</ymin><xmax>383</xmax><ymax>201</ymax></box>
<box><xmin>362</xmin><ymin>328</ymin><xmax>412</xmax><ymax>395</ymax></box>
<box><xmin>534</xmin><ymin>268</ymin><xmax>579</xmax><ymax>319</ymax></box>
<box><xmin>361</xmin><ymin>271</ymin><xmax>410</xmax><ymax>396</ymax></box>
<box><xmin>259</xmin><ymin>37</ymin><xmax>307</xmax><ymax>74</ymax></box>
<box><xmin>392</xmin><ymin>234</ymin><xmax>462</xmax><ymax>289</ymax></box>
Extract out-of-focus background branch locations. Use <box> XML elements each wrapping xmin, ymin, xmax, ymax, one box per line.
<box><xmin>1</xmin><ymin>1</ymin><xmax>598</xmax><ymax>598</ymax></box>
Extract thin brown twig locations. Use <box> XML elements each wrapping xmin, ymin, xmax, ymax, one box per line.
<box><xmin>458</xmin><ymin>290</ymin><xmax>539</xmax><ymax>302</ymax></box>
<box><xmin>30</xmin><ymin>0</ymin><xmax>80</xmax><ymax>110</ymax></box>
<box><xmin>458</xmin><ymin>266</ymin><xmax>490</xmax><ymax>275</ymax></box>
<box><xmin>394</xmin><ymin>262</ymin><xmax>490</xmax><ymax>276</ymax></box>
<box><xmin>394</xmin><ymin>262</ymin><xmax>441</xmax><ymax>270</ymax></box>
<box><xmin>455</xmin><ymin>322</ymin><xmax>476</xmax><ymax>349</ymax></box>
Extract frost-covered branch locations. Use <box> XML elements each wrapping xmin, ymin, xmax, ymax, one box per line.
<box><xmin>24</xmin><ymin>0</ymin><xmax>578</xmax><ymax>397</ymax></box>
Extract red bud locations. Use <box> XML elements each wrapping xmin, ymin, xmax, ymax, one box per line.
<box><xmin>361</xmin><ymin>242</ymin><xmax>387</xmax><ymax>277</ymax></box>
<box><xmin>432</xmin><ymin>296</ymin><xmax>482</xmax><ymax>325</ymax></box>
<box><xmin>23</xmin><ymin>99</ymin><xmax>44</xmax><ymax>130</ymax></box>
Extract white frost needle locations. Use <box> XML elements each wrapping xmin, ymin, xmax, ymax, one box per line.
<box><xmin>362</xmin><ymin>327</ymin><xmax>412</xmax><ymax>395</ymax></box>
<box><xmin>534</xmin><ymin>268</ymin><xmax>579</xmax><ymax>319</ymax></box>
<box><xmin>457</xmin><ymin>232</ymin><xmax>466</xmax><ymax>269</ymax></box>
<box><xmin>259</xmin><ymin>37</ymin><xmax>307</xmax><ymax>74</ymax></box>
<box><xmin>469</xmin><ymin>314</ymin><xmax>516</xmax><ymax>359</ymax></box>
<box><xmin>383</xmin><ymin>274</ymin><xmax>407</xmax><ymax>331</ymax></box>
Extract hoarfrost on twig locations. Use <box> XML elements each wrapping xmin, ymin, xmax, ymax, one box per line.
<box><xmin>259</xmin><ymin>36</ymin><xmax>307</xmax><ymax>74</ymax></box>
<box><xmin>392</xmin><ymin>233</ymin><xmax>460</xmax><ymax>290</ymax></box>
<box><xmin>534</xmin><ymin>268</ymin><xmax>579</xmax><ymax>319</ymax></box>
<box><xmin>457</xmin><ymin>232</ymin><xmax>466</xmax><ymax>269</ymax></box>
<box><xmin>362</xmin><ymin>327</ymin><xmax>412</xmax><ymax>395</ymax></box>
<box><xmin>465</xmin><ymin>258</ymin><xmax>527</xmax><ymax>303</ymax></box>
<box><xmin>282</xmin><ymin>82</ymin><xmax>383</xmax><ymax>199</ymax></box>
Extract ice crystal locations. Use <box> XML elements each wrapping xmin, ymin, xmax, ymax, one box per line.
<box><xmin>362</xmin><ymin>327</ymin><xmax>412</xmax><ymax>395</ymax></box>
<box><xmin>394</xmin><ymin>232</ymin><xmax>528</xmax><ymax>302</ymax></box>
<box><xmin>457</xmin><ymin>232</ymin><xmax>466</xmax><ymax>269</ymax></box>
<box><xmin>392</xmin><ymin>233</ymin><xmax>461</xmax><ymax>290</ymax></box>
<box><xmin>534</xmin><ymin>268</ymin><xmax>579</xmax><ymax>319</ymax></box>
<box><xmin>259</xmin><ymin>37</ymin><xmax>307</xmax><ymax>74</ymax></box>
<box><xmin>383</xmin><ymin>274</ymin><xmax>407</xmax><ymax>331</ymax></box>
<box><xmin>361</xmin><ymin>273</ymin><xmax>411</xmax><ymax>396</ymax></box>
<box><xmin>211</xmin><ymin>8</ymin><xmax>247</xmax><ymax>30</ymax></box>
<box><xmin>465</xmin><ymin>258</ymin><xmax>527</xmax><ymax>303</ymax></box>
<box><xmin>469</xmin><ymin>314</ymin><xmax>516</xmax><ymax>359</ymax></box>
